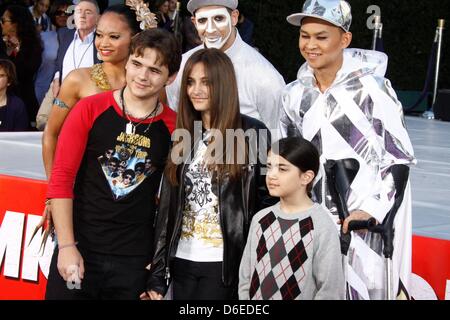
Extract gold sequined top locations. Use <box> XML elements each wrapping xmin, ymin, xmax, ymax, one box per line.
<box><xmin>90</xmin><ymin>63</ymin><xmax>111</xmax><ymax>91</ymax></box>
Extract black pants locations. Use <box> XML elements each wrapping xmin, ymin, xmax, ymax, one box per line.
<box><xmin>45</xmin><ymin>247</ymin><xmax>149</xmax><ymax>300</ymax></box>
<box><xmin>172</xmin><ymin>257</ymin><xmax>236</xmax><ymax>300</ymax></box>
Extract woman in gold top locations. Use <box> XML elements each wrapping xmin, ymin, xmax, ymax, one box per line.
<box><xmin>42</xmin><ymin>4</ymin><xmax>142</xmax><ymax>178</ymax></box>
<box><xmin>33</xmin><ymin>4</ymin><xmax>155</xmax><ymax>248</ymax></box>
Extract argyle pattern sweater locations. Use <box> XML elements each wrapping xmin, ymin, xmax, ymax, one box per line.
<box><xmin>238</xmin><ymin>203</ymin><xmax>345</xmax><ymax>300</ymax></box>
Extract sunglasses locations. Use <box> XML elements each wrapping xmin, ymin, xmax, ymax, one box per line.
<box><xmin>0</xmin><ymin>17</ymin><xmax>13</xmax><ymax>24</ymax></box>
<box><xmin>55</xmin><ymin>10</ymin><xmax>70</xmax><ymax>16</ymax></box>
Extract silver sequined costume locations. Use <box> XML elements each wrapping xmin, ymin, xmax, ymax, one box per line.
<box><xmin>281</xmin><ymin>48</ymin><xmax>416</xmax><ymax>300</ymax></box>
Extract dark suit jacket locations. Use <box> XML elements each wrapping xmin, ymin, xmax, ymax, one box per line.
<box><xmin>0</xmin><ymin>94</ymin><xmax>29</xmax><ymax>132</ymax></box>
<box><xmin>54</xmin><ymin>28</ymin><xmax>100</xmax><ymax>84</ymax></box>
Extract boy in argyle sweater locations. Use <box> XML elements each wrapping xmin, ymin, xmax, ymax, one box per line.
<box><xmin>239</xmin><ymin>137</ymin><xmax>344</xmax><ymax>300</ymax></box>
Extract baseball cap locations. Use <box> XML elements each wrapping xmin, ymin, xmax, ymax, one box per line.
<box><xmin>187</xmin><ymin>0</ymin><xmax>238</xmax><ymax>15</ymax></box>
<box><xmin>287</xmin><ymin>0</ymin><xmax>352</xmax><ymax>32</ymax></box>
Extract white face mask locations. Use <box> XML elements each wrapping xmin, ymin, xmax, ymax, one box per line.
<box><xmin>194</xmin><ymin>8</ymin><xmax>233</xmax><ymax>49</ymax></box>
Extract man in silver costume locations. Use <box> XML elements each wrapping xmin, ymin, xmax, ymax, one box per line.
<box><xmin>281</xmin><ymin>0</ymin><xmax>416</xmax><ymax>300</ymax></box>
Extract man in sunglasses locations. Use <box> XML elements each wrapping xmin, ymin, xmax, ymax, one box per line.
<box><xmin>49</xmin><ymin>0</ymin><xmax>73</xmax><ymax>31</ymax></box>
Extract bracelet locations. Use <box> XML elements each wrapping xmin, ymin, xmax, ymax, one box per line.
<box><xmin>45</xmin><ymin>199</ymin><xmax>51</xmax><ymax>206</ymax></box>
<box><xmin>58</xmin><ymin>242</ymin><xmax>78</xmax><ymax>250</ymax></box>
<box><xmin>53</xmin><ymin>97</ymin><xmax>69</xmax><ymax>109</ymax></box>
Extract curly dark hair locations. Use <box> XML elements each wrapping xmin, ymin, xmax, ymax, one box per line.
<box><xmin>4</xmin><ymin>5</ymin><xmax>43</xmax><ymax>58</ymax></box>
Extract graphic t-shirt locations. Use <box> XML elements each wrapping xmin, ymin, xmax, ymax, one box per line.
<box><xmin>175</xmin><ymin>131</ymin><xmax>224</xmax><ymax>262</ymax></box>
<box><xmin>47</xmin><ymin>91</ymin><xmax>176</xmax><ymax>256</ymax></box>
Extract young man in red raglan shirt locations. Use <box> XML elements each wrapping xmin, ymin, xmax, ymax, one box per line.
<box><xmin>45</xmin><ymin>28</ymin><xmax>181</xmax><ymax>300</ymax></box>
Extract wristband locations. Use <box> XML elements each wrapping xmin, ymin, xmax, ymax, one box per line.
<box><xmin>58</xmin><ymin>242</ymin><xmax>78</xmax><ymax>250</ymax></box>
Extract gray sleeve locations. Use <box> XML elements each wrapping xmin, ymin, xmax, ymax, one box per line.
<box><xmin>238</xmin><ymin>219</ymin><xmax>255</xmax><ymax>300</ymax></box>
<box><xmin>312</xmin><ymin>210</ymin><xmax>345</xmax><ymax>300</ymax></box>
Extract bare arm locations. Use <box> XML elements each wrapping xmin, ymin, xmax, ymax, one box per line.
<box><xmin>51</xmin><ymin>198</ymin><xmax>84</xmax><ymax>282</ymax></box>
<box><xmin>46</xmin><ymin>90</ymin><xmax>96</xmax><ymax>283</ymax></box>
<box><xmin>42</xmin><ymin>71</ymin><xmax>82</xmax><ymax>178</ymax></box>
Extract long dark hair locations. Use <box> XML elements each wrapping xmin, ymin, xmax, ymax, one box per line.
<box><xmin>271</xmin><ymin>137</ymin><xmax>320</xmax><ymax>197</ymax></box>
<box><xmin>166</xmin><ymin>48</ymin><xmax>245</xmax><ymax>185</ymax></box>
<box><xmin>4</xmin><ymin>5</ymin><xmax>43</xmax><ymax>58</ymax></box>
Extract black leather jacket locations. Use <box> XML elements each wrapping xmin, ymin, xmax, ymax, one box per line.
<box><xmin>147</xmin><ymin>115</ymin><xmax>277</xmax><ymax>296</ymax></box>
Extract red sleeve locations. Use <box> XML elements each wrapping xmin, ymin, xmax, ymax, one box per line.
<box><xmin>161</xmin><ymin>103</ymin><xmax>177</xmax><ymax>134</ymax></box>
<box><xmin>47</xmin><ymin>93</ymin><xmax>109</xmax><ymax>199</ymax></box>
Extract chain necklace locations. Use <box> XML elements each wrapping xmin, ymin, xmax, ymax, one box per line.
<box><xmin>120</xmin><ymin>87</ymin><xmax>160</xmax><ymax>135</ymax></box>
<box><xmin>72</xmin><ymin>36</ymin><xmax>94</xmax><ymax>70</ymax></box>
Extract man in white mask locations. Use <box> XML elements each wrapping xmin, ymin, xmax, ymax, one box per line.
<box><xmin>165</xmin><ymin>0</ymin><xmax>285</xmax><ymax>139</ymax></box>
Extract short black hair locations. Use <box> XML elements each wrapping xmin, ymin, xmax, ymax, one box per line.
<box><xmin>270</xmin><ymin>137</ymin><xmax>320</xmax><ymax>197</ymax></box>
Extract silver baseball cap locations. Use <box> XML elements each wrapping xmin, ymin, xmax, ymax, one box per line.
<box><xmin>287</xmin><ymin>0</ymin><xmax>352</xmax><ymax>32</ymax></box>
<box><xmin>187</xmin><ymin>0</ymin><xmax>238</xmax><ymax>15</ymax></box>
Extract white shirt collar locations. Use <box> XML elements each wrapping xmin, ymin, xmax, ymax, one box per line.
<box><xmin>224</xmin><ymin>29</ymin><xmax>242</xmax><ymax>58</ymax></box>
<box><xmin>74</xmin><ymin>29</ymin><xmax>95</xmax><ymax>44</ymax></box>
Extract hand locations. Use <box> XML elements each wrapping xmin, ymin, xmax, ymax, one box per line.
<box><xmin>3</xmin><ymin>35</ymin><xmax>20</xmax><ymax>55</ymax></box>
<box><xmin>57</xmin><ymin>246</ymin><xmax>85</xmax><ymax>283</ymax></box>
<box><xmin>341</xmin><ymin>210</ymin><xmax>376</xmax><ymax>234</ymax></box>
<box><xmin>140</xmin><ymin>290</ymin><xmax>163</xmax><ymax>300</ymax></box>
<box><xmin>39</xmin><ymin>203</ymin><xmax>53</xmax><ymax>232</ymax></box>
<box><xmin>29</xmin><ymin>203</ymin><xmax>54</xmax><ymax>251</ymax></box>
<box><xmin>51</xmin><ymin>79</ymin><xmax>60</xmax><ymax>97</ymax></box>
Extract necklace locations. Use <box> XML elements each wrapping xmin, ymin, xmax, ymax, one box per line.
<box><xmin>72</xmin><ymin>36</ymin><xmax>94</xmax><ymax>70</ymax></box>
<box><xmin>120</xmin><ymin>87</ymin><xmax>160</xmax><ymax>135</ymax></box>
<box><xmin>90</xmin><ymin>63</ymin><xmax>111</xmax><ymax>90</ymax></box>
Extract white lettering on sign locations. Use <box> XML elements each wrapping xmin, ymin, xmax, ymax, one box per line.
<box><xmin>0</xmin><ymin>211</ymin><xmax>25</xmax><ymax>278</ymax></box>
<box><xmin>0</xmin><ymin>211</ymin><xmax>54</xmax><ymax>281</ymax></box>
<box><xmin>446</xmin><ymin>280</ymin><xmax>450</xmax><ymax>300</ymax></box>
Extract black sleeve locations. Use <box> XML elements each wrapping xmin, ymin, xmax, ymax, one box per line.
<box><xmin>147</xmin><ymin>174</ymin><xmax>173</xmax><ymax>296</ymax></box>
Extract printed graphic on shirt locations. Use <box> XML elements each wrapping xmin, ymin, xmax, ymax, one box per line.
<box><xmin>181</xmin><ymin>143</ymin><xmax>222</xmax><ymax>247</ymax></box>
<box><xmin>98</xmin><ymin>131</ymin><xmax>156</xmax><ymax>200</ymax></box>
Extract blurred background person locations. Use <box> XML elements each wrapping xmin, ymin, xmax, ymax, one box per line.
<box><xmin>0</xmin><ymin>59</ymin><xmax>28</xmax><ymax>131</ymax></box>
<box><xmin>1</xmin><ymin>4</ymin><xmax>43</xmax><ymax>129</ymax></box>
<box><xmin>35</xmin><ymin>0</ymin><xmax>73</xmax><ymax>127</ymax></box>
<box><xmin>153</xmin><ymin>0</ymin><xmax>172</xmax><ymax>32</ymax></box>
<box><xmin>48</xmin><ymin>0</ymin><xmax>71</xmax><ymax>30</ymax></box>
<box><xmin>29</xmin><ymin>0</ymin><xmax>51</xmax><ymax>32</ymax></box>
<box><xmin>175</xmin><ymin>0</ymin><xmax>201</xmax><ymax>53</ymax></box>
<box><xmin>168</xmin><ymin>0</ymin><xmax>177</xmax><ymax>20</ymax></box>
